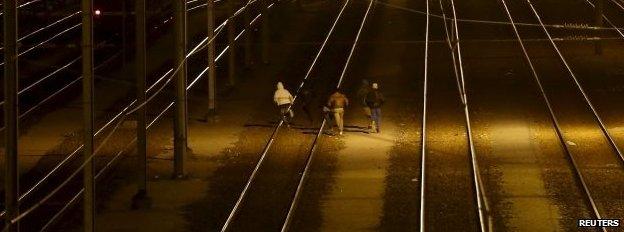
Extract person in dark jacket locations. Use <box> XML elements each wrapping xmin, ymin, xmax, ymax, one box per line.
<box><xmin>366</xmin><ymin>83</ymin><xmax>384</xmax><ymax>133</ymax></box>
<box><xmin>322</xmin><ymin>105</ymin><xmax>334</xmax><ymax>134</ymax></box>
<box><xmin>356</xmin><ymin>79</ymin><xmax>372</xmax><ymax>123</ymax></box>
<box><xmin>300</xmin><ymin>85</ymin><xmax>315</xmax><ymax>124</ymax></box>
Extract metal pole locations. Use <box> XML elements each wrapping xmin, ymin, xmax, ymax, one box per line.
<box><xmin>207</xmin><ymin>0</ymin><xmax>217</xmax><ymax>115</ymax></box>
<box><xmin>244</xmin><ymin>1</ymin><xmax>253</xmax><ymax>68</ymax></box>
<box><xmin>261</xmin><ymin>0</ymin><xmax>270</xmax><ymax>64</ymax></box>
<box><xmin>227</xmin><ymin>0</ymin><xmax>237</xmax><ymax>86</ymax></box>
<box><xmin>4</xmin><ymin>0</ymin><xmax>19</xmax><ymax>230</ymax></box>
<box><xmin>173</xmin><ymin>0</ymin><xmax>188</xmax><ymax>178</ymax></box>
<box><xmin>81</xmin><ymin>0</ymin><xmax>96</xmax><ymax>230</ymax></box>
<box><xmin>595</xmin><ymin>0</ymin><xmax>603</xmax><ymax>54</ymax></box>
<box><xmin>132</xmin><ymin>0</ymin><xmax>151</xmax><ymax>208</ymax></box>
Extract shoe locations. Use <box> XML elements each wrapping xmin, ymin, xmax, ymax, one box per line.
<box><xmin>339</xmin><ymin>131</ymin><xmax>343</xmax><ymax>135</ymax></box>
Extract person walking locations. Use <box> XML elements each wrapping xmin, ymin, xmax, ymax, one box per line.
<box><xmin>274</xmin><ymin>82</ymin><xmax>294</xmax><ymax>125</ymax></box>
<box><xmin>366</xmin><ymin>83</ymin><xmax>384</xmax><ymax>133</ymax></box>
<box><xmin>300</xmin><ymin>86</ymin><xmax>315</xmax><ymax>124</ymax></box>
<box><xmin>322</xmin><ymin>105</ymin><xmax>334</xmax><ymax>134</ymax></box>
<box><xmin>356</xmin><ymin>79</ymin><xmax>372</xmax><ymax>127</ymax></box>
<box><xmin>327</xmin><ymin>88</ymin><xmax>349</xmax><ymax>135</ymax></box>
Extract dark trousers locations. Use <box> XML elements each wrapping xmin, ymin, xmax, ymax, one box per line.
<box><xmin>279</xmin><ymin>104</ymin><xmax>293</xmax><ymax>122</ymax></box>
<box><xmin>371</xmin><ymin>107</ymin><xmax>381</xmax><ymax>130</ymax></box>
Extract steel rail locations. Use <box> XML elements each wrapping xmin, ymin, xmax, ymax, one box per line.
<box><xmin>0</xmin><ymin>51</ymin><xmax>127</xmax><ymax>218</ymax></box>
<box><xmin>448</xmin><ymin>0</ymin><xmax>491</xmax><ymax>231</ymax></box>
<box><xmin>0</xmin><ymin>0</ymin><xmax>230</xmax><ymax>125</ymax></box>
<box><xmin>40</xmin><ymin>188</ymin><xmax>83</xmax><ymax>232</ymax></box>
<box><xmin>124</xmin><ymin>22</ymin><xmax>227</xmax><ymax>117</ymax></box>
<box><xmin>39</xmin><ymin>2</ymin><xmax>274</xmax><ymax>230</ymax></box>
<box><xmin>525</xmin><ymin>0</ymin><xmax>624</xmax><ymax>165</ymax></box>
<box><xmin>0</xmin><ymin>0</ymin><xmax>221</xmax><ymax>108</ymax></box>
<box><xmin>499</xmin><ymin>0</ymin><xmax>607</xmax><ymax>231</ymax></box>
<box><xmin>40</xmin><ymin>79</ymin><xmax>180</xmax><ymax>230</ymax></box>
<box><xmin>188</xmin><ymin>0</ymin><xmax>223</xmax><ymax>11</ymax></box>
<box><xmin>0</xmin><ymin>0</ymin><xmax>242</xmax><ymax>220</ymax></box>
<box><xmin>123</xmin><ymin>17</ymin><xmax>228</xmax><ymax>115</ymax></box>
<box><xmin>264</xmin><ymin>36</ymin><xmax>624</xmax><ymax>45</ymax></box>
<box><xmin>279</xmin><ymin>117</ymin><xmax>327</xmax><ymax>232</ymax></box>
<box><xmin>17</xmin><ymin>0</ymin><xmax>42</xmax><ymax>8</ymax></box>
<box><xmin>0</xmin><ymin>0</ymin><xmax>43</xmax><ymax>16</ymax></box>
<box><xmin>2</xmin><ymin>30</ymin><xmax>218</xmax><ymax>223</ymax></box>
<box><xmin>0</xmin><ymin>0</ymin><xmax>278</xmax><ymax>227</ymax></box>
<box><xmin>0</xmin><ymin>41</ymin><xmax>125</xmax><ymax>111</ymax></box>
<box><xmin>149</xmin><ymin>1</ymin><xmax>286</xmax><ymax>129</ymax></box>
<box><xmin>584</xmin><ymin>0</ymin><xmax>624</xmax><ymax>40</ymax></box>
<box><xmin>0</xmin><ymin>20</ymin><xmax>219</xmax><ymax>217</ymax></box>
<box><xmin>0</xmin><ymin>57</ymin><xmax>81</xmax><ymax>108</ymax></box>
<box><xmin>281</xmin><ymin>0</ymin><xmax>374</xmax><ymax>230</ymax></box>
<box><xmin>124</xmin><ymin>0</ymin><xmax>260</xmax><ymax>116</ymax></box>
<box><xmin>336</xmin><ymin>0</ymin><xmax>373</xmax><ymax>86</ymax></box>
<box><xmin>0</xmin><ymin>44</ymin><xmax>160</xmax><ymax>218</ymax></box>
<box><xmin>0</xmin><ymin>43</ymin><xmax>115</xmax><ymax>131</ymax></box>
<box><xmin>439</xmin><ymin>0</ymin><xmax>462</xmax><ymax>104</ymax></box>
<box><xmin>38</xmin><ymin>135</ymin><xmax>136</xmax><ymax>231</ymax></box>
<box><xmin>439</xmin><ymin>1</ymin><xmax>490</xmax><ymax>230</ymax></box>
<box><xmin>148</xmin><ymin>7</ymin><xmax>265</xmax><ymax>128</ymax></box>
<box><xmin>219</xmin><ymin>0</ymin><xmax>353</xmax><ymax>230</ymax></box>
<box><xmin>0</xmin><ymin>45</ymin><xmax>115</xmax><ymax>134</ymax></box>
<box><xmin>5</xmin><ymin>104</ymin><xmax>130</xmax><ymax>226</ymax></box>
<box><xmin>40</xmin><ymin>84</ymin><xmax>177</xmax><ymax>231</ymax></box>
<box><xmin>419</xmin><ymin>0</ymin><xmax>430</xmax><ymax>231</ymax></box>
<box><xmin>17</xmin><ymin>11</ymin><xmax>81</xmax><ymax>44</ymax></box>
<box><xmin>0</xmin><ymin>23</ymin><xmax>81</xmax><ymax>66</ymax></box>
<box><xmin>0</xmin><ymin>0</ymin><xmax>217</xmax><ymax>53</ymax></box>
<box><xmin>374</xmin><ymin>1</ymin><xmax>624</xmax><ymax>31</ymax></box>
<box><xmin>606</xmin><ymin>0</ymin><xmax>624</xmax><ymax>12</ymax></box>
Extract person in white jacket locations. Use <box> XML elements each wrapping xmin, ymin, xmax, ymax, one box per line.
<box><xmin>274</xmin><ymin>82</ymin><xmax>294</xmax><ymax>124</ymax></box>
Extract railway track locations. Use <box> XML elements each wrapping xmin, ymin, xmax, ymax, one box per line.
<box><xmin>419</xmin><ymin>0</ymin><xmax>624</xmax><ymax>231</ymax></box>
<box><xmin>2</xmin><ymin>0</ymin><xmax>624</xmax><ymax>231</ymax></box>
<box><xmin>0</xmin><ymin>0</ymin><xmax>272</xmax><ymax>230</ymax></box>
<box><xmin>221</xmin><ymin>0</ymin><xmax>624</xmax><ymax>231</ymax></box>
<box><xmin>403</xmin><ymin>0</ymin><xmax>624</xmax><ymax>231</ymax></box>
<box><xmin>0</xmin><ymin>0</ymin><xmax>235</xmax><ymax>128</ymax></box>
<box><xmin>218</xmin><ymin>0</ymin><xmax>374</xmax><ymax>230</ymax></box>
<box><xmin>419</xmin><ymin>0</ymin><xmax>485</xmax><ymax>230</ymax></box>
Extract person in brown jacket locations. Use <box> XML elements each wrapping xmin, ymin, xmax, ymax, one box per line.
<box><xmin>327</xmin><ymin>88</ymin><xmax>349</xmax><ymax>135</ymax></box>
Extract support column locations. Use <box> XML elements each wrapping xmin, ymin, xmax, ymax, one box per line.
<box><xmin>173</xmin><ymin>0</ymin><xmax>188</xmax><ymax>178</ymax></box>
<box><xmin>207</xmin><ymin>0</ymin><xmax>217</xmax><ymax>116</ymax></box>
<box><xmin>227</xmin><ymin>0</ymin><xmax>237</xmax><ymax>86</ymax></box>
<box><xmin>261</xmin><ymin>0</ymin><xmax>270</xmax><ymax>64</ymax></box>
<box><xmin>3</xmin><ymin>0</ymin><xmax>19</xmax><ymax>231</ymax></box>
<box><xmin>244</xmin><ymin>1</ymin><xmax>253</xmax><ymax>68</ymax></box>
<box><xmin>594</xmin><ymin>0</ymin><xmax>604</xmax><ymax>55</ymax></box>
<box><xmin>81</xmin><ymin>0</ymin><xmax>96</xmax><ymax>230</ymax></box>
<box><xmin>132</xmin><ymin>0</ymin><xmax>151</xmax><ymax>209</ymax></box>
